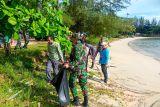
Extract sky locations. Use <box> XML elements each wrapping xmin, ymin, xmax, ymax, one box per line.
<box><xmin>117</xmin><ymin>0</ymin><xmax>160</xmax><ymax>21</ymax></box>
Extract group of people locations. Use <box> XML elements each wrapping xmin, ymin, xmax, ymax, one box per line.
<box><xmin>45</xmin><ymin>33</ymin><xmax>110</xmax><ymax>107</ymax></box>
<box><xmin>14</xmin><ymin>32</ymin><xmax>30</xmax><ymax>50</ymax></box>
<box><xmin>0</xmin><ymin>32</ymin><xmax>30</xmax><ymax>50</ymax></box>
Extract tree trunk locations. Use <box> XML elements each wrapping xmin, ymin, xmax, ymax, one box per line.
<box><xmin>22</xmin><ymin>29</ymin><xmax>26</xmax><ymax>43</ymax></box>
<box><xmin>22</xmin><ymin>29</ymin><xmax>29</xmax><ymax>48</ymax></box>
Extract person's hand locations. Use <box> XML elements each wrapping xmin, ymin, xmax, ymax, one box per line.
<box><xmin>11</xmin><ymin>39</ymin><xmax>14</xmax><ymax>45</ymax></box>
<box><xmin>106</xmin><ymin>64</ymin><xmax>110</xmax><ymax>68</ymax></box>
<box><xmin>45</xmin><ymin>61</ymin><xmax>48</xmax><ymax>65</ymax></box>
<box><xmin>60</xmin><ymin>60</ymin><xmax>64</xmax><ymax>65</ymax></box>
<box><xmin>64</xmin><ymin>63</ymin><xmax>70</xmax><ymax>68</ymax></box>
<box><xmin>91</xmin><ymin>56</ymin><xmax>94</xmax><ymax>60</ymax></box>
<box><xmin>46</xmin><ymin>53</ymin><xmax>49</xmax><ymax>56</ymax></box>
<box><xmin>61</xmin><ymin>60</ymin><xmax>64</xmax><ymax>64</ymax></box>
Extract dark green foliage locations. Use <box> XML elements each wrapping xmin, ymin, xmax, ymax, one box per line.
<box><xmin>64</xmin><ymin>0</ymin><xmax>134</xmax><ymax>37</ymax></box>
<box><xmin>134</xmin><ymin>17</ymin><xmax>160</xmax><ymax>36</ymax></box>
<box><xmin>0</xmin><ymin>0</ymin><xmax>72</xmax><ymax>54</ymax></box>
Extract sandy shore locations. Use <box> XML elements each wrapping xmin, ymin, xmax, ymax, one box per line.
<box><xmin>108</xmin><ymin>37</ymin><xmax>160</xmax><ymax>107</ymax></box>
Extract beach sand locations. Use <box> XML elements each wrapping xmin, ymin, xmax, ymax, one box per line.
<box><xmin>109</xmin><ymin>37</ymin><xmax>160</xmax><ymax>107</ymax></box>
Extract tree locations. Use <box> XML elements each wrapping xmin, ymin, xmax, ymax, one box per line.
<box><xmin>134</xmin><ymin>17</ymin><xmax>160</xmax><ymax>36</ymax></box>
<box><xmin>151</xmin><ymin>18</ymin><xmax>157</xmax><ymax>26</ymax></box>
<box><xmin>0</xmin><ymin>0</ymin><xmax>72</xmax><ymax>55</ymax></box>
<box><xmin>65</xmin><ymin>0</ymin><xmax>133</xmax><ymax>36</ymax></box>
<box><xmin>145</xmin><ymin>19</ymin><xmax>150</xmax><ymax>27</ymax></box>
<box><xmin>88</xmin><ymin>0</ymin><xmax>131</xmax><ymax>14</ymax></box>
<box><xmin>133</xmin><ymin>17</ymin><xmax>139</xmax><ymax>28</ymax></box>
<box><xmin>137</xmin><ymin>17</ymin><xmax>145</xmax><ymax>33</ymax></box>
<box><xmin>158</xmin><ymin>20</ymin><xmax>160</xmax><ymax>26</ymax></box>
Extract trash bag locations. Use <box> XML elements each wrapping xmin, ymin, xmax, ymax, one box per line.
<box><xmin>51</xmin><ymin>68</ymin><xmax>70</xmax><ymax>106</ymax></box>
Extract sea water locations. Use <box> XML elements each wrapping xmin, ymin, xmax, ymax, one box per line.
<box><xmin>129</xmin><ymin>37</ymin><xmax>160</xmax><ymax>61</ymax></box>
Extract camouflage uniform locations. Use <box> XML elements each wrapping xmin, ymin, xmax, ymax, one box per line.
<box><xmin>69</xmin><ymin>41</ymin><xmax>88</xmax><ymax>98</ymax></box>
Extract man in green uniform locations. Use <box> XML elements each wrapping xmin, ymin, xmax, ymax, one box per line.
<box><xmin>64</xmin><ymin>33</ymin><xmax>88</xmax><ymax>107</ymax></box>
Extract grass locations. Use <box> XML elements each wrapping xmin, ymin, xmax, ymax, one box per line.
<box><xmin>0</xmin><ymin>44</ymin><xmax>60</xmax><ymax>107</ymax></box>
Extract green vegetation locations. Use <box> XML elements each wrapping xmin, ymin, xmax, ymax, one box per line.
<box><xmin>134</xmin><ymin>17</ymin><xmax>160</xmax><ymax>36</ymax></box>
<box><xmin>64</xmin><ymin>0</ymin><xmax>135</xmax><ymax>36</ymax></box>
<box><xmin>0</xmin><ymin>0</ymin><xmax>70</xmax><ymax>38</ymax></box>
<box><xmin>0</xmin><ymin>0</ymin><xmax>71</xmax><ymax>55</ymax></box>
<box><xmin>0</xmin><ymin>0</ymin><xmax>136</xmax><ymax>56</ymax></box>
<box><xmin>0</xmin><ymin>44</ymin><xmax>61</xmax><ymax>107</ymax></box>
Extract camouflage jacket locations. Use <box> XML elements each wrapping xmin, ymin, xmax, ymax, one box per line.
<box><xmin>70</xmin><ymin>41</ymin><xmax>87</xmax><ymax>72</ymax></box>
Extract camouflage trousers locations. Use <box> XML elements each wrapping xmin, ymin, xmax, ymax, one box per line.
<box><xmin>69</xmin><ymin>71</ymin><xmax>88</xmax><ymax>97</ymax></box>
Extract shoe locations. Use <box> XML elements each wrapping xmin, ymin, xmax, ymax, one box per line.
<box><xmin>72</xmin><ymin>96</ymin><xmax>80</xmax><ymax>106</ymax></box>
<box><xmin>83</xmin><ymin>96</ymin><xmax>88</xmax><ymax>107</ymax></box>
<box><xmin>90</xmin><ymin>63</ymin><xmax>94</xmax><ymax>69</ymax></box>
<box><xmin>90</xmin><ymin>66</ymin><xmax>94</xmax><ymax>69</ymax></box>
<box><xmin>104</xmin><ymin>79</ymin><xmax>107</xmax><ymax>83</ymax></box>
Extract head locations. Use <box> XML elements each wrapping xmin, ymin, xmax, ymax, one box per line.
<box><xmin>101</xmin><ymin>42</ymin><xmax>108</xmax><ymax>49</ymax></box>
<box><xmin>72</xmin><ymin>37</ymin><xmax>78</xmax><ymax>44</ymax></box>
<box><xmin>71</xmin><ymin>33</ymin><xmax>78</xmax><ymax>44</ymax></box>
<box><xmin>47</xmin><ymin>36</ymin><xmax>53</xmax><ymax>44</ymax></box>
<box><xmin>67</xmin><ymin>36</ymin><xmax>71</xmax><ymax>41</ymax></box>
<box><xmin>81</xmin><ymin>33</ymin><xmax>87</xmax><ymax>43</ymax></box>
<box><xmin>102</xmin><ymin>37</ymin><xmax>108</xmax><ymax>41</ymax></box>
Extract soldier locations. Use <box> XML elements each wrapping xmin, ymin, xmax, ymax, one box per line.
<box><xmin>64</xmin><ymin>33</ymin><xmax>88</xmax><ymax>107</ymax></box>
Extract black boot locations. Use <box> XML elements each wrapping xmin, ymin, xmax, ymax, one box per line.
<box><xmin>90</xmin><ymin>62</ymin><xmax>94</xmax><ymax>68</ymax></box>
<box><xmin>83</xmin><ymin>96</ymin><xmax>88</xmax><ymax>107</ymax></box>
<box><xmin>90</xmin><ymin>64</ymin><xmax>94</xmax><ymax>69</ymax></box>
<box><xmin>104</xmin><ymin>79</ymin><xmax>107</xmax><ymax>83</ymax></box>
<box><xmin>73</xmin><ymin>96</ymin><xmax>80</xmax><ymax>106</ymax></box>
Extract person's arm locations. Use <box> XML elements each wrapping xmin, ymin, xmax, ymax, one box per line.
<box><xmin>90</xmin><ymin>46</ymin><xmax>96</xmax><ymax>59</ymax></box>
<box><xmin>105</xmin><ymin>49</ymin><xmax>110</xmax><ymax>64</ymax></box>
<box><xmin>47</xmin><ymin>44</ymin><xmax>50</xmax><ymax>57</ymax></box>
<box><xmin>94</xmin><ymin>42</ymin><xmax>101</xmax><ymax>58</ymax></box>
<box><xmin>57</xmin><ymin>43</ymin><xmax>64</xmax><ymax>63</ymax></box>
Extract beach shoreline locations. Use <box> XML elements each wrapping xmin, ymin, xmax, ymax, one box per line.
<box><xmin>108</xmin><ymin>37</ymin><xmax>160</xmax><ymax>107</ymax></box>
<box><xmin>128</xmin><ymin>37</ymin><xmax>160</xmax><ymax>63</ymax></box>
